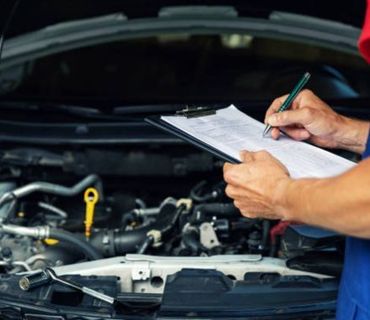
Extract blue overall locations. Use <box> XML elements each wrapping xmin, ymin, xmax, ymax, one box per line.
<box><xmin>336</xmin><ymin>135</ymin><xmax>370</xmax><ymax>319</ymax></box>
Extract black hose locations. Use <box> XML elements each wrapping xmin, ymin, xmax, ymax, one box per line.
<box><xmin>190</xmin><ymin>181</ymin><xmax>215</xmax><ymax>202</ymax></box>
<box><xmin>49</xmin><ymin>228</ymin><xmax>102</xmax><ymax>260</ymax></box>
<box><xmin>91</xmin><ymin>201</ymin><xmax>185</xmax><ymax>256</ymax></box>
<box><xmin>262</xmin><ymin>220</ymin><xmax>270</xmax><ymax>249</ymax></box>
<box><xmin>113</xmin><ymin>227</ymin><xmax>151</xmax><ymax>254</ymax></box>
<box><xmin>182</xmin><ymin>228</ymin><xmax>205</xmax><ymax>255</ymax></box>
<box><xmin>191</xmin><ymin>203</ymin><xmax>238</xmax><ymax>223</ymax></box>
<box><xmin>160</xmin><ymin>204</ymin><xmax>185</xmax><ymax>236</ymax></box>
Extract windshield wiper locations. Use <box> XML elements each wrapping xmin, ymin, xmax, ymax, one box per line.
<box><xmin>0</xmin><ymin>100</ymin><xmax>139</xmax><ymax>121</ymax></box>
<box><xmin>113</xmin><ymin>103</ymin><xmax>231</xmax><ymax>116</ymax></box>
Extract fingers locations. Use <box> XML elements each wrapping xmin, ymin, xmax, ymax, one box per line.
<box><xmin>265</xmin><ymin>89</ymin><xmax>315</xmax><ymax>125</ymax></box>
<box><xmin>239</xmin><ymin>150</ymin><xmax>254</xmax><ymax>162</ymax></box>
<box><xmin>281</xmin><ymin>127</ymin><xmax>311</xmax><ymax>140</ymax></box>
<box><xmin>240</xmin><ymin>150</ymin><xmax>272</xmax><ymax>162</ymax></box>
<box><xmin>253</xmin><ymin>150</ymin><xmax>271</xmax><ymax>161</ymax></box>
<box><xmin>271</xmin><ymin>127</ymin><xmax>280</xmax><ymax>140</ymax></box>
<box><xmin>264</xmin><ymin>94</ymin><xmax>288</xmax><ymax>123</ymax></box>
<box><xmin>223</xmin><ymin>164</ymin><xmax>248</xmax><ymax>189</ymax></box>
<box><xmin>266</xmin><ymin>108</ymin><xmax>314</xmax><ymax>127</ymax></box>
<box><xmin>223</xmin><ymin>162</ymin><xmax>233</xmax><ymax>171</ymax></box>
<box><xmin>225</xmin><ymin>185</ymin><xmax>244</xmax><ymax>199</ymax></box>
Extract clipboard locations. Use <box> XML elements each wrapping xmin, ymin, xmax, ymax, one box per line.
<box><xmin>146</xmin><ymin>105</ymin><xmax>357</xmax><ymax>179</ymax></box>
<box><xmin>145</xmin><ymin>106</ymin><xmax>240</xmax><ymax>164</ymax></box>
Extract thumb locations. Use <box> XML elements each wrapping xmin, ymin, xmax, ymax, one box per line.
<box><xmin>267</xmin><ymin>108</ymin><xmax>313</xmax><ymax>127</ymax></box>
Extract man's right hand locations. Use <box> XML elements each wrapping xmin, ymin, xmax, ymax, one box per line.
<box><xmin>265</xmin><ymin>89</ymin><xmax>370</xmax><ymax>154</ymax></box>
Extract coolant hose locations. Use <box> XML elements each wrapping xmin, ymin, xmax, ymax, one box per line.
<box><xmin>0</xmin><ymin>174</ymin><xmax>101</xmax><ymax>208</ymax></box>
<box><xmin>49</xmin><ymin>228</ymin><xmax>102</xmax><ymax>260</ymax></box>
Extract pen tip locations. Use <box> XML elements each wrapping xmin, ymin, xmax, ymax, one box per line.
<box><xmin>262</xmin><ymin>125</ymin><xmax>271</xmax><ymax>138</ymax></box>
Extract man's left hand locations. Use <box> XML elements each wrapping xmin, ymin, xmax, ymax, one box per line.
<box><xmin>223</xmin><ymin>150</ymin><xmax>291</xmax><ymax>220</ymax></box>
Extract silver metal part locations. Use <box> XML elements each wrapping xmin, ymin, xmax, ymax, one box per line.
<box><xmin>52</xmin><ymin>254</ymin><xmax>331</xmax><ymax>294</ymax></box>
<box><xmin>0</xmin><ymin>182</ymin><xmax>16</xmax><ymax>221</ymax></box>
<box><xmin>82</xmin><ymin>286</ymin><xmax>115</xmax><ymax>305</ymax></box>
<box><xmin>19</xmin><ymin>267</ymin><xmax>115</xmax><ymax>305</ymax></box>
<box><xmin>46</xmin><ymin>268</ymin><xmax>115</xmax><ymax>305</ymax></box>
<box><xmin>199</xmin><ymin>222</ymin><xmax>220</xmax><ymax>249</ymax></box>
<box><xmin>19</xmin><ymin>276</ymin><xmax>31</xmax><ymax>290</ymax></box>
<box><xmin>38</xmin><ymin>202</ymin><xmax>68</xmax><ymax>219</ymax></box>
<box><xmin>0</xmin><ymin>174</ymin><xmax>100</xmax><ymax>208</ymax></box>
<box><xmin>0</xmin><ymin>260</ymin><xmax>32</xmax><ymax>272</ymax></box>
<box><xmin>0</xmin><ymin>224</ymin><xmax>50</xmax><ymax>239</ymax></box>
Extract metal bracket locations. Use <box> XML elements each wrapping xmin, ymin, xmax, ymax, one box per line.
<box><xmin>131</xmin><ymin>261</ymin><xmax>151</xmax><ymax>281</ymax></box>
<box><xmin>200</xmin><ymin>222</ymin><xmax>220</xmax><ymax>249</ymax></box>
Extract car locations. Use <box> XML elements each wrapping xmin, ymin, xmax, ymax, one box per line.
<box><xmin>0</xmin><ymin>0</ymin><xmax>368</xmax><ymax>319</ymax></box>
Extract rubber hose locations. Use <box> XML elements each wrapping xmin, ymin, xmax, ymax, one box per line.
<box><xmin>113</xmin><ymin>226</ymin><xmax>151</xmax><ymax>254</ymax></box>
<box><xmin>262</xmin><ymin>220</ymin><xmax>270</xmax><ymax>249</ymax></box>
<box><xmin>196</xmin><ymin>203</ymin><xmax>237</xmax><ymax>216</ymax></box>
<box><xmin>182</xmin><ymin>229</ymin><xmax>203</xmax><ymax>255</ymax></box>
<box><xmin>91</xmin><ymin>203</ymin><xmax>183</xmax><ymax>256</ymax></box>
<box><xmin>49</xmin><ymin>228</ymin><xmax>102</xmax><ymax>260</ymax></box>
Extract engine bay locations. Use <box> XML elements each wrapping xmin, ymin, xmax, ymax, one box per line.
<box><xmin>0</xmin><ymin>144</ymin><xmax>344</xmax><ymax>283</ymax></box>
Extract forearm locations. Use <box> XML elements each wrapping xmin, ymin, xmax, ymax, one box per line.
<box><xmin>274</xmin><ymin>158</ymin><xmax>370</xmax><ymax>238</ymax></box>
<box><xmin>334</xmin><ymin>116</ymin><xmax>370</xmax><ymax>154</ymax></box>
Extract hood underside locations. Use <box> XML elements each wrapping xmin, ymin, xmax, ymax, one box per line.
<box><xmin>2</xmin><ymin>0</ymin><xmax>366</xmax><ymax>39</ymax></box>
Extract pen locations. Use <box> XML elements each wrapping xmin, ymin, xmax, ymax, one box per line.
<box><xmin>263</xmin><ymin>72</ymin><xmax>311</xmax><ymax>137</ymax></box>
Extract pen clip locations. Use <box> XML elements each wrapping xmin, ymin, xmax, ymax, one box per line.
<box><xmin>176</xmin><ymin>105</ymin><xmax>216</xmax><ymax>118</ymax></box>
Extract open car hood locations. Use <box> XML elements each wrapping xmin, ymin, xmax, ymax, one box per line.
<box><xmin>0</xmin><ymin>1</ymin><xmax>368</xmax><ymax>319</ymax></box>
<box><xmin>1</xmin><ymin>0</ymin><xmax>366</xmax><ymax>39</ymax></box>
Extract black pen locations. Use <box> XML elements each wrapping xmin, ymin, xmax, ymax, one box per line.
<box><xmin>263</xmin><ymin>72</ymin><xmax>311</xmax><ymax>137</ymax></box>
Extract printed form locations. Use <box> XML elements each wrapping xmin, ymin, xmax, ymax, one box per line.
<box><xmin>161</xmin><ymin>105</ymin><xmax>355</xmax><ymax>178</ymax></box>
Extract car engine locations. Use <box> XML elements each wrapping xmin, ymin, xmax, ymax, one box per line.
<box><xmin>0</xmin><ymin>172</ymin><xmax>274</xmax><ymax>272</ymax></box>
<box><xmin>0</xmin><ymin>146</ymin><xmax>344</xmax><ymax>283</ymax></box>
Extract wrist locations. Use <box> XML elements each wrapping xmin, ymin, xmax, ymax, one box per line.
<box><xmin>271</xmin><ymin>177</ymin><xmax>295</xmax><ymax>221</ymax></box>
<box><xmin>334</xmin><ymin>116</ymin><xmax>370</xmax><ymax>154</ymax></box>
<box><xmin>273</xmin><ymin>177</ymin><xmax>335</xmax><ymax>225</ymax></box>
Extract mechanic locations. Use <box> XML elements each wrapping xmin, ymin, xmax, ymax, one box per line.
<box><xmin>223</xmin><ymin>2</ymin><xmax>370</xmax><ymax>319</ymax></box>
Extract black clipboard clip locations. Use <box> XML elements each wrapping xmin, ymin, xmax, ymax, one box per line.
<box><xmin>175</xmin><ymin>106</ymin><xmax>216</xmax><ymax>118</ymax></box>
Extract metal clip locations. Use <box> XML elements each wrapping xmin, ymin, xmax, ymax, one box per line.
<box><xmin>176</xmin><ymin>106</ymin><xmax>216</xmax><ymax>118</ymax></box>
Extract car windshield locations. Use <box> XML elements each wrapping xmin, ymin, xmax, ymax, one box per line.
<box><xmin>1</xmin><ymin>32</ymin><xmax>370</xmax><ymax>105</ymax></box>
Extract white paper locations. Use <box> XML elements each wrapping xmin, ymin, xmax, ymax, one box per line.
<box><xmin>161</xmin><ymin>105</ymin><xmax>355</xmax><ymax>178</ymax></box>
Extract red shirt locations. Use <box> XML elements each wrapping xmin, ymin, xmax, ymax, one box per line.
<box><xmin>359</xmin><ymin>0</ymin><xmax>370</xmax><ymax>63</ymax></box>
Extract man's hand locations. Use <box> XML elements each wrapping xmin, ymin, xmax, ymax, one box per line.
<box><xmin>223</xmin><ymin>150</ymin><xmax>291</xmax><ymax>220</ymax></box>
<box><xmin>265</xmin><ymin>89</ymin><xmax>370</xmax><ymax>154</ymax></box>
